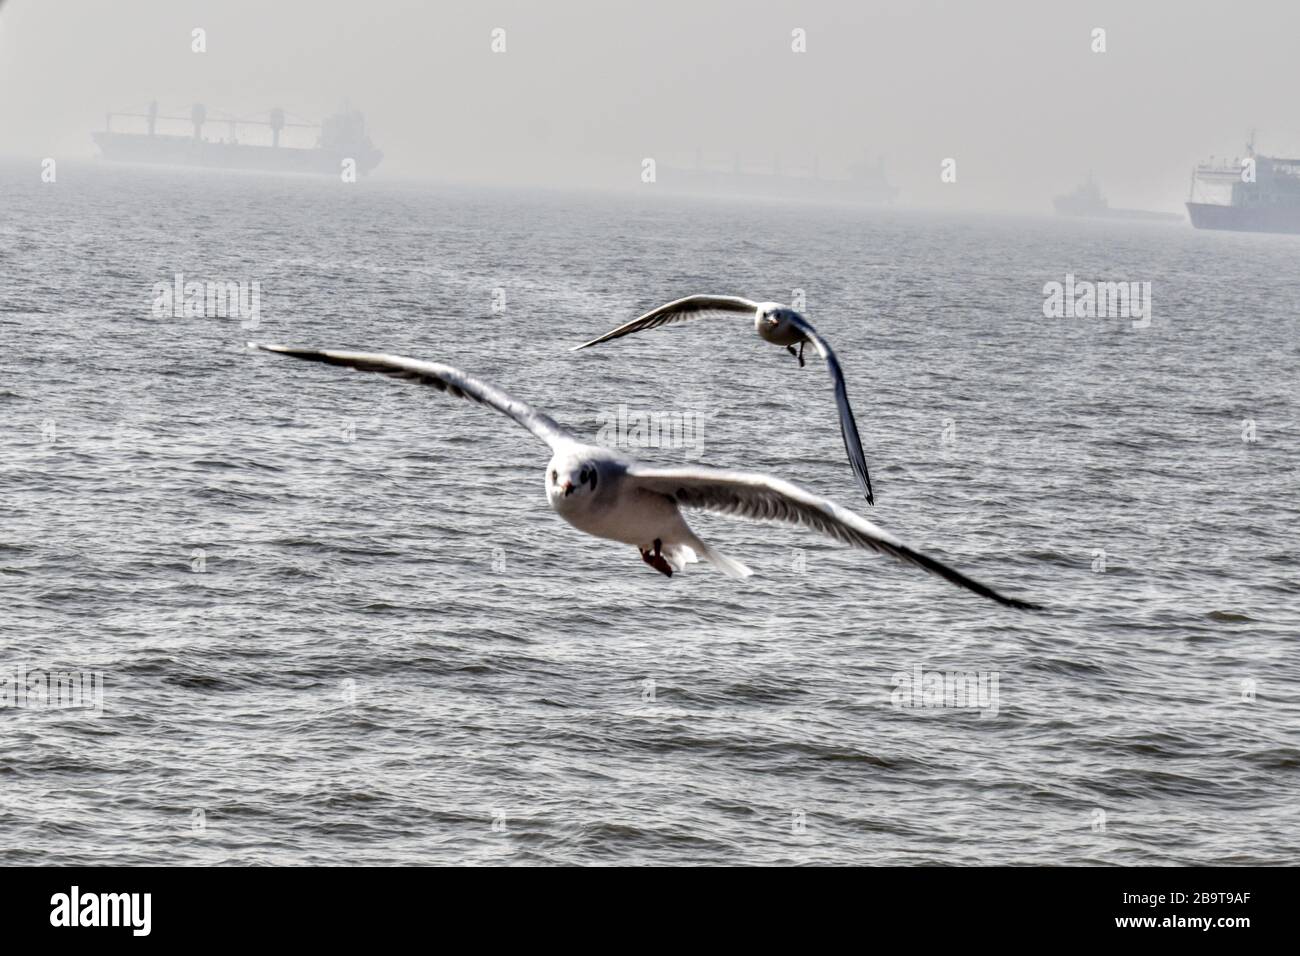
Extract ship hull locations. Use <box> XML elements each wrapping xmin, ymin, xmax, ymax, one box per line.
<box><xmin>1186</xmin><ymin>201</ymin><xmax>1300</xmax><ymax>234</ymax></box>
<box><xmin>92</xmin><ymin>132</ymin><xmax>382</xmax><ymax>177</ymax></box>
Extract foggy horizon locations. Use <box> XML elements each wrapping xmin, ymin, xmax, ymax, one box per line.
<box><xmin>3</xmin><ymin>0</ymin><xmax>1298</xmax><ymax>212</ymax></box>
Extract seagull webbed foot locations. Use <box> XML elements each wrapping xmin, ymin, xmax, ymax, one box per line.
<box><xmin>640</xmin><ymin>541</ymin><xmax>674</xmax><ymax>578</ymax></box>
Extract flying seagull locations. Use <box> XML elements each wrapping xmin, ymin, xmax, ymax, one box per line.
<box><xmin>247</xmin><ymin>342</ymin><xmax>1041</xmax><ymax>610</ymax></box>
<box><xmin>571</xmin><ymin>295</ymin><xmax>875</xmax><ymax>505</ymax></box>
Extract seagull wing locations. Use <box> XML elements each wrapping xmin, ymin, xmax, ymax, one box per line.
<box><xmin>626</xmin><ymin>465</ymin><xmax>1041</xmax><ymax>610</ymax></box>
<box><xmin>786</xmin><ymin>314</ymin><xmax>874</xmax><ymax>505</ymax></box>
<box><xmin>248</xmin><ymin>343</ymin><xmax>576</xmax><ymax>450</ymax></box>
<box><xmin>571</xmin><ymin>294</ymin><xmax>759</xmax><ymax>350</ymax></box>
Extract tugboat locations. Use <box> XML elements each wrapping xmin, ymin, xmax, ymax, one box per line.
<box><xmin>1053</xmin><ymin>174</ymin><xmax>1181</xmax><ymax>222</ymax></box>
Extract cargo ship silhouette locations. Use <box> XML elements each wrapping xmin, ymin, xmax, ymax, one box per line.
<box><xmin>659</xmin><ymin>150</ymin><xmax>898</xmax><ymax>205</ymax></box>
<box><xmin>93</xmin><ymin>101</ymin><xmax>383</xmax><ymax>177</ymax></box>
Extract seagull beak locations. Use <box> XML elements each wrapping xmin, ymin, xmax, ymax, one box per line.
<box><xmin>562</xmin><ymin>481</ymin><xmax>574</xmax><ymax>496</ymax></box>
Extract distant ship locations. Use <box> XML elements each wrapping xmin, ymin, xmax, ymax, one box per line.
<box><xmin>1186</xmin><ymin>137</ymin><xmax>1300</xmax><ymax>233</ymax></box>
<box><xmin>659</xmin><ymin>152</ymin><xmax>898</xmax><ymax>205</ymax></box>
<box><xmin>93</xmin><ymin>102</ymin><xmax>383</xmax><ymax>177</ymax></box>
<box><xmin>1053</xmin><ymin>175</ymin><xmax>1182</xmax><ymax>222</ymax></box>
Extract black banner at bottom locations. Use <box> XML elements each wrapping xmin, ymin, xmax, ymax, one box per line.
<box><xmin>0</xmin><ymin>865</ymin><xmax>1287</xmax><ymax>943</ymax></box>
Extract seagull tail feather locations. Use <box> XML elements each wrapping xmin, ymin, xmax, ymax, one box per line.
<box><xmin>694</xmin><ymin>538</ymin><xmax>754</xmax><ymax>579</ymax></box>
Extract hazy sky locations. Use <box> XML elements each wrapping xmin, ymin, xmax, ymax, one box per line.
<box><xmin>2</xmin><ymin>0</ymin><xmax>1297</xmax><ymax>211</ymax></box>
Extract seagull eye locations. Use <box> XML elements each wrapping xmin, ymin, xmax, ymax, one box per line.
<box><xmin>551</xmin><ymin>470</ymin><xmax>558</xmax><ymax>483</ymax></box>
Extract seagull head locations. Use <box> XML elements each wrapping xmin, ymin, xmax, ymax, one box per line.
<box><xmin>546</xmin><ymin>453</ymin><xmax>602</xmax><ymax>508</ymax></box>
<box><xmin>754</xmin><ymin>303</ymin><xmax>804</xmax><ymax>346</ymax></box>
<box><xmin>754</xmin><ymin>302</ymin><xmax>786</xmax><ymax>331</ymax></box>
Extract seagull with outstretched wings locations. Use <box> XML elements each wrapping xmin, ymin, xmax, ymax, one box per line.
<box><xmin>248</xmin><ymin>342</ymin><xmax>1041</xmax><ymax>610</ymax></box>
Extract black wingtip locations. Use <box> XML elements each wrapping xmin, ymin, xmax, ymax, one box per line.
<box><xmin>858</xmin><ymin>471</ymin><xmax>875</xmax><ymax>506</ymax></box>
<box><xmin>979</xmin><ymin>583</ymin><xmax>1048</xmax><ymax>612</ymax></box>
<box><xmin>248</xmin><ymin>343</ymin><xmax>325</xmax><ymax>362</ymax></box>
<box><xmin>896</xmin><ymin>541</ymin><xmax>1045</xmax><ymax>612</ymax></box>
<box><xmin>1000</xmin><ymin>595</ymin><xmax>1046</xmax><ymax>612</ymax></box>
<box><xmin>977</xmin><ymin>587</ymin><xmax>1045</xmax><ymax>612</ymax></box>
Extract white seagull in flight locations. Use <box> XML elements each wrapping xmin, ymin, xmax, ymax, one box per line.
<box><xmin>572</xmin><ymin>295</ymin><xmax>875</xmax><ymax>505</ymax></box>
<box><xmin>248</xmin><ymin>343</ymin><xmax>1041</xmax><ymax>610</ymax></box>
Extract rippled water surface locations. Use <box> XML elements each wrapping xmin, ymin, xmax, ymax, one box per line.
<box><xmin>2</xmin><ymin>163</ymin><xmax>1298</xmax><ymax>864</ymax></box>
